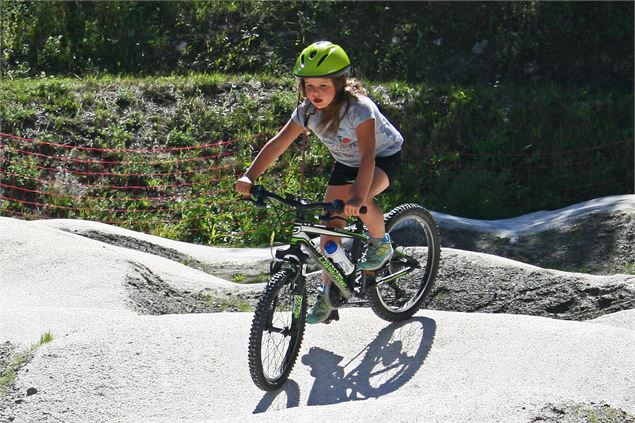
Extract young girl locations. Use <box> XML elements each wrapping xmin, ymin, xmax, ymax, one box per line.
<box><xmin>235</xmin><ymin>41</ymin><xmax>403</xmax><ymax>324</ymax></box>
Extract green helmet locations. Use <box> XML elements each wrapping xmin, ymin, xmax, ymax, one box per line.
<box><xmin>293</xmin><ymin>41</ymin><xmax>351</xmax><ymax>78</ymax></box>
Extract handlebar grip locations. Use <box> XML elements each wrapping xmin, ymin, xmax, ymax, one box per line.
<box><xmin>328</xmin><ymin>200</ymin><xmax>367</xmax><ymax>215</ymax></box>
<box><xmin>249</xmin><ymin>185</ymin><xmax>267</xmax><ymax>208</ymax></box>
<box><xmin>330</xmin><ymin>199</ymin><xmax>345</xmax><ymax>213</ymax></box>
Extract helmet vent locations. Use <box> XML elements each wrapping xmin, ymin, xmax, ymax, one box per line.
<box><xmin>293</xmin><ymin>41</ymin><xmax>350</xmax><ymax>78</ymax></box>
<box><xmin>316</xmin><ymin>53</ymin><xmax>329</xmax><ymax>67</ymax></box>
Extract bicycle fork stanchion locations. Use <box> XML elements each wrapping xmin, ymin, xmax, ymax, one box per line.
<box><xmin>291</xmin><ymin>272</ymin><xmax>306</xmax><ymax>325</ymax></box>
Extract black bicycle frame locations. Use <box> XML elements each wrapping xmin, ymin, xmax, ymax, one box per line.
<box><xmin>251</xmin><ymin>185</ymin><xmax>417</xmax><ymax>298</ymax></box>
<box><xmin>289</xmin><ymin>220</ymin><xmax>368</xmax><ymax>299</ymax></box>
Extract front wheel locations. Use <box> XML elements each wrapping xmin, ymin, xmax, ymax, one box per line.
<box><xmin>248</xmin><ymin>268</ymin><xmax>307</xmax><ymax>391</ymax></box>
<box><xmin>368</xmin><ymin>204</ymin><xmax>441</xmax><ymax>322</ymax></box>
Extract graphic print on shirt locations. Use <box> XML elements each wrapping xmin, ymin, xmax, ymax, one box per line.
<box><xmin>322</xmin><ymin>132</ymin><xmax>359</xmax><ymax>163</ymax></box>
<box><xmin>290</xmin><ymin>95</ymin><xmax>403</xmax><ymax>167</ymax></box>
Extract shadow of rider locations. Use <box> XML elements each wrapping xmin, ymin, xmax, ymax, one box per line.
<box><xmin>253</xmin><ymin>316</ymin><xmax>436</xmax><ymax>413</ymax></box>
<box><xmin>302</xmin><ymin>316</ymin><xmax>436</xmax><ymax>406</ymax></box>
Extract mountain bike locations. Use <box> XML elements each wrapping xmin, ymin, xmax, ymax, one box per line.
<box><xmin>246</xmin><ymin>185</ymin><xmax>440</xmax><ymax>391</ymax></box>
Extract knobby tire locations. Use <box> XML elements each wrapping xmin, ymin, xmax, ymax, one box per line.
<box><xmin>248</xmin><ymin>268</ymin><xmax>307</xmax><ymax>391</ymax></box>
<box><xmin>368</xmin><ymin>203</ymin><xmax>441</xmax><ymax>322</ymax></box>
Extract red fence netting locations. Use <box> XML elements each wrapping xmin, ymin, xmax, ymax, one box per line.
<box><xmin>1</xmin><ymin>132</ymin><xmax>633</xmax><ymax>243</ymax></box>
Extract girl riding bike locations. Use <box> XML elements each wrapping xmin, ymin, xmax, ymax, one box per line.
<box><xmin>235</xmin><ymin>41</ymin><xmax>404</xmax><ymax>325</ymax></box>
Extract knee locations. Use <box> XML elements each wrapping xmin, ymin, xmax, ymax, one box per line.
<box><xmin>319</xmin><ymin>220</ymin><xmax>345</xmax><ymax>248</ymax></box>
<box><xmin>320</xmin><ymin>214</ymin><xmax>346</xmax><ymax>230</ymax></box>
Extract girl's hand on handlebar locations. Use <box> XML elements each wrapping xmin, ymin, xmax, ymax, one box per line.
<box><xmin>344</xmin><ymin>197</ymin><xmax>364</xmax><ymax>217</ymax></box>
<box><xmin>235</xmin><ymin>175</ymin><xmax>253</xmax><ymax>196</ymax></box>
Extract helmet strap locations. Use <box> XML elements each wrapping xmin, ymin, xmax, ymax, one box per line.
<box><xmin>300</xmin><ymin>107</ymin><xmax>314</xmax><ymax>197</ymax></box>
<box><xmin>301</xmin><ymin>129</ymin><xmax>308</xmax><ymax>197</ymax></box>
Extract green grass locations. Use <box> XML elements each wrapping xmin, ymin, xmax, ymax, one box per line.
<box><xmin>230</xmin><ymin>272</ymin><xmax>270</xmax><ymax>284</ymax></box>
<box><xmin>575</xmin><ymin>403</ymin><xmax>633</xmax><ymax>423</ymax></box>
<box><xmin>0</xmin><ymin>332</ymin><xmax>53</xmax><ymax>396</ymax></box>
<box><xmin>201</xmin><ymin>292</ymin><xmax>253</xmax><ymax>312</ymax></box>
<box><xmin>0</xmin><ymin>73</ymin><xmax>632</xmax><ymax>247</ymax></box>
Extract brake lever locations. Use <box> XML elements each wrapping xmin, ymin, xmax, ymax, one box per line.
<box><xmin>329</xmin><ymin>199</ymin><xmax>345</xmax><ymax>213</ymax></box>
<box><xmin>319</xmin><ymin>200</ymin><xmax>367</xmax><ymax>222</ymax></box>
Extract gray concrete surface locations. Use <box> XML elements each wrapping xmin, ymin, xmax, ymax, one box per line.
<box><xmin>1</xmin><ymin>215</ymin><xmax>634</xmax><ymax>422</ymax></box>
<box><xmin>1</xmin><ymin>307</ymin><xmax>633</xmax><ymax>423</ymax></box>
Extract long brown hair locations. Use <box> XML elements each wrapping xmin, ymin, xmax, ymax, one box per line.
<box><xmin>298</xmin><ymin>76</ymin><xmax>367</xmax><ymax>135</ymax></box>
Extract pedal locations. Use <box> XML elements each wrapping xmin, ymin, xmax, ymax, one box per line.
<box><xmin>328</xmin><ymin>286</ymin><xmax>347</xmax><ymax>308</ymax></box>
<box><xmin>322</xmin><ymin>309</ymin><xmax>340</xmax><ymax>324</ymax></box>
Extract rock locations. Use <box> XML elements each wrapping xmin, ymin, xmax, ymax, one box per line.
<box><xmin>123</xmin><ymin>262</ymin><xmax>215</xmax><ymax>315</ymax></box>
<box><xmin>531</xmin><ymin>402</ymin><xmax>635</xmax><ymax>423</ymax></box>
<box><xmin>26</xmin><ymin>387</ymin><xmax>37</xmax><ymax>396</ymax></box>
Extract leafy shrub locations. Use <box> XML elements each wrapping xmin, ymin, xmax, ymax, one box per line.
<box><xmin>0</xmin><ymin>74</ymin><xmax>632</xmax><ymax>246</ymax></box>
<box><xmin>1</xmin><ymin>2</ymin><xmax>632</xmax><ymax>89</ymax></box>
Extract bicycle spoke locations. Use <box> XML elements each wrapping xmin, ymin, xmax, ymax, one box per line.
<box><xmin>249</xmin><ymin>269</ymin><xmax>306</xmax><ymax>389</ymax></box>
<box><xmin>368</xmin><ymin>204</ymin><xmax>440</xmax><ymax>321</ymax></box>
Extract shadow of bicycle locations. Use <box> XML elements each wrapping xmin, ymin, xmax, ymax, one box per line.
<box><xmin>303</xmin><ymin>316</ymin><xmax>436</xmax><ymax>405</ymax></box>
<box><xmin>253</xmin><ymin>379</ymin><xmax>301</xmax><ymax>414</ymax></box>
<box><xmin>253</xmin><ymin>316</ymin><xmax>436</xmax><ymax>413</ymax></box>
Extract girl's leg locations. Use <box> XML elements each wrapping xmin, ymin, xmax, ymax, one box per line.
<box><xmin>356</xmin><ymin>168</ymin><xmax>393</xmax><ymax>270</ymax></box>
<box><xmin>320</xmin><ymin>166</ymin><xmax>391</xmax><ymax>281</ymax></box>
<box><xmin>357</xmin><ymin>166</ymin><xmax>390</xmax><ymax>238</ymax></box>
<box><xmin>306</xmin><ymin>167</ymin><xmax>392</xmax><ymax>324</ymax></box>
<box><xmin>306</xmin><ymin>185</ymin><xmax>348</xmax><ymax>324</ymax></box>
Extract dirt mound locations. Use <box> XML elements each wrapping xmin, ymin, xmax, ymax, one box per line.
<box><xmin>427</xmin><ymin>249</ymin><xmax>634</xmax><ymax>320</ymax></box>
<box><xmin>438</xmin><ymin>209</ymin><xmax>635</xmax><ymax>275</ymax></box>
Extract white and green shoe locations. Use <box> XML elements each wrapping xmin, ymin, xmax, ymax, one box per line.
<box><xmin>306</xmin><ymin>289</ymin><xmax>339</xmax><ymax>324</ymax></box>
<box><xmin>358</xmin><ymin>233</ymin><xmax>394</xmax><ymax>271</ymax></box>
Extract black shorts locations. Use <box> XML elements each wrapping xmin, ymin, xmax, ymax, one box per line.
<box><xmin>328</xmin><ymin>151</ymin><xmax>402</xmax><ymax>186</ymax></box>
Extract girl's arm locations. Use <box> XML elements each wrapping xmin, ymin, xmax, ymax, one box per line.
<box><xmin>347</xmin><ymin>118</ymin><xmax>376</xmax><ymax>215</ymax></box>
<box><xmin>236</xmin><ymin>118</ymin><xmax>305</xmax><ymax>195</ymax></box>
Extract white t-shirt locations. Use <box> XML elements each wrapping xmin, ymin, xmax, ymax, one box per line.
<box><xmin>291</xmin><ymin>95</ymin><xmax>403</xmax><ymax>167</ymax></box>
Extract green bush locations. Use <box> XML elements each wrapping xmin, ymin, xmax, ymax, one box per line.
<box><xmin>0</xmin><ymin>74</ymin><xmax>632</xmax><ymax>246</ymax></box>
<box><xmin>1</xmin><ymin>2</ymin><xmax>632</xmax><ymax>88</ymax></box>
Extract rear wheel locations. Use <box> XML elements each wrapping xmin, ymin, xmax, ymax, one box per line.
<box><xmin>248</xmin><ymin>268</ymin><xmax>307</xmax><ymax>391</ymax></box>
<box><xmin>368</xmin><ymin>204</ymin><xmax>441</xmax><ymax>322</ymax></box>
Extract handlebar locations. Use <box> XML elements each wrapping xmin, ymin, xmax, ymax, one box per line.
<box><xmin>249</xmin><ymin>185</ymin><xmax>366</xmax><ymax>215</ymax></box>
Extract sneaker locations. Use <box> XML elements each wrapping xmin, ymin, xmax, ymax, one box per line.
<box><xmin>306</xmin><ymin>294</ymin><xmax>334</xmax><ymax>324</ymax></box>
<box><xmin>358</xmin><ymin>233</ymin><xmax>394</xmax><ymax>270</ymax></box>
